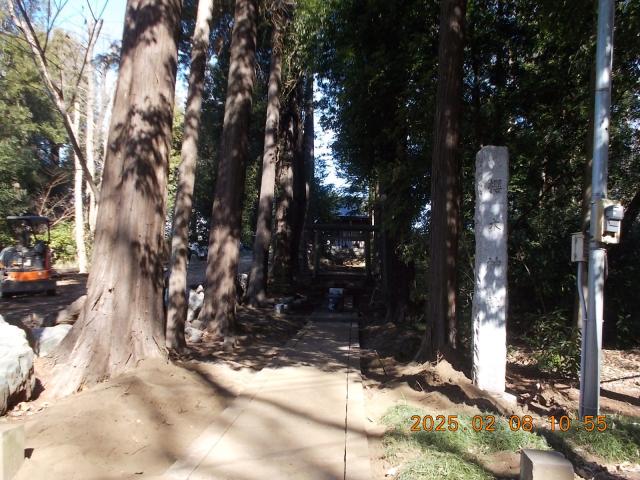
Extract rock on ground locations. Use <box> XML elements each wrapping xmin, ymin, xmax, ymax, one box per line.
<box><xmin>0</xmin><ymin>315</ymin><xmax>35</xmax><ymax>415</ymax></box>
<box><xmin>31</xmin><ymin>324</ymin><xmax>73</xmax><ymax>357</ymax></box>
<box><xmin>186</xmin><ymin>286</ymin><xmax>204</xmax><ymax>324</ymax></box>
<box><xmin>185</xmin><ymin>326</ymin><xmax>204</xmax><ymax>344</ymax></box>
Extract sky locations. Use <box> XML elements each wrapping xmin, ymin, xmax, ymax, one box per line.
<box><xmin>57</xmin><ymin>0</ymin><xmax>346</xmax><ymax>189</ymax></box>
<box><xmin>59</xmin><ymin>0</ymin><xmax>126</xmax><ymax>52</ymax></box>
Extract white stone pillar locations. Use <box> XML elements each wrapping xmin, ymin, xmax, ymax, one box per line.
<box><xmin>472</xmin><ymin>146</ymin><xmax>508</xmax><ymax>393</ymax></box>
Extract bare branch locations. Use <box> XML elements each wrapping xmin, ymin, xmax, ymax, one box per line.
<box><xmin>33</xmin><ymin>169</ymin><xmax>73</xmax><ymax>225</ymax></box>
<box><xmin>86</xmin><ymin>0</ymin><xmax>97</xmax><ymax>22</ymax></box>
<box><xmin>43</xmin><ymin>0</ymin><xmax>69</xmax><ymax>54</ymax></box>
<box><xmin>43</xmin><ymin>0</ymin><xmax>52</xmax><ymax>53</ymax></box>
<box><xmin>8</xmin><ymin>0</ymin><xmax>100</xmax><ymax>201</ymax></box>
<box><xmin>96</xmin><ymin>0</ymin><xmax>109</xmax><ymax>22</ymax></box>
<box><xmin>67</xmin><ymin>18</ymin><xmax>102</xmax><ymax>109</ymax></box>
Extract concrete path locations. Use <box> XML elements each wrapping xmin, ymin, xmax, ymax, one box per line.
<box><xmin>163</xmin><ymin>311</ymin><xmax>372</xmax><ymax>480</ymax></box>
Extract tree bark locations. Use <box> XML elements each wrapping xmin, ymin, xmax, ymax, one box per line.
<box><xmin>51</xmin><ymin>0</ymin><xmax>182</xmax><ymax>396</ymax></box>
<box><xmin>469</xmin><ymin>17</ymin><xmax>483</xmax><ymax>146</ymax></box>
<box><xmin>165</xmin><ymin>0</ymin><xmax>216</xmax><ymax>352</ymax></box>
<box><xmin>383</xmin><ymin>228</ymin><xmax>413</xmax><ymax>325</ymax></box>
<box><xmin>246</xmin><ymin>26</ymin><xmax>283</xmax><ymax>306</ymax></box>
<box><xmin>198</xmin><ymin>0</ymin><xmax>257</xmax><ymax>337</ymax></box>
<box><xmin>86</xmin><ymin>20</ymin><xmax>102</xmax><ymax>233</ymax></box>
<box><xmin>271</xmin><ymin>95</ymin><xmax>297</xmax><ymax>290</ymax></box>
<box><xmin>300</xmin><ymin>74</ymin><xmax>314</xmax><ymax>271</ymax></box>
<box><xmin>423</xmin><ymin>0</ymin><xmax>466</xmax><ymax>358</ymax></box>
<box><xmin>291</xmin><ymin>79</ymin><xmax>307</xmax><ymax>276</ymax></box>
<box><xmin>303</xmin><ymin>75</ymin><xmax>314</xmax><ymax>210</ymax></box>
<box><xmin>72</xmin><ymin>102</ymin><xmax>88</xmax><ymax>274</ymax></box>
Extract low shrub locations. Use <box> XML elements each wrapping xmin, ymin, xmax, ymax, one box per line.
<box><xmin>49</xmin><ymin>221</ymin><xmax>76</xmax><ymax>265</ymax></box>
<box><xmin>524</xmin><ymin>310</ymin><xmax>581</xmax><ymax>377</ymax></box>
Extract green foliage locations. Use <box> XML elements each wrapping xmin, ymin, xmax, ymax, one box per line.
<box><xmin>0</xmin><ymin>11</ymin><xmax>77</xmax><ymax>245</ymax></box>
<box><xmin>188</xmin><ymin>6</ymin><xmax>269</xmax><ymax>243</ymax></box>
<box><xmin>241</xmin><ymin>156</ymin><xmax>260</xmax><ymax>246</ymax></box>
<box><xmin>49</xmin><ymin>221</ymin><xmax>76</xmax><ymax>264</ymax></box>
<box><xmin>0</xmin><ymin>33</ymin><xmax>63</xmax><ymax>226</ymax></box>
<box><xmin>315</xmin><ymin>0</ymin><xmax>640</xmax><ymax>346</ymax></box>
<box><xmin>316</xmin><ymin>0</ymin><xmax>435</xmax><ymax>229</ymax></box>
<box><xmin>524</xmin><ymin>310</ymin><xmax>581</xmax><ymax>377</ymax></box>
<box><xmin>285</xmin><ymin>0</ymin><xmax>331</xmax><ymax>76</ymax></box>
<box><xmin>166</xmin><ymin>106</ymin><xmax>185</xmax><ymax>232</ymax></box>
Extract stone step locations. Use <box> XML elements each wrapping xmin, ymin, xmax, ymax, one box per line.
<box><xmin>520</xmin><ymin>449</ymin><xmax>574</xmax><ymax>480</ymax></box>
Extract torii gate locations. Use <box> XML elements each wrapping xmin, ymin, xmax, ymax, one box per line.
<box><xmin>307</xmin><ymin>221</ymin><xmax>377</xmax><ymax>279</ymax></box>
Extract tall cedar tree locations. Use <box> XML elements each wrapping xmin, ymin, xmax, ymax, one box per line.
<box><xmin>271</xmin><ymin>89</ymin><xmax>300</xmax><ymax>289</ymax></box>
<box><xmin>302</xmin><ymin>75</ymin><xmax>314</xmax><ymax>210</ymax></box>
<box><xmin>199</xmin><ymin>0</ymin><xmax>258</xmax><ymax>337</ymax></box>
<box><xmin>424</xmin><ymin>0</ymin><xmax>466</xmax><ymax>357</ymax></box>
<box><xmin>300</xmin><ymin>74</ymin><xmax>314</xmax><ymax>269</ymax></box>
<box><xmin>246</xmin><ymin>22</ymin><xmax>284</xmax><ymax>306</ymax></box>
<box><xmin>291</xmin><ymin>78</ymin><xmax>308</xmax><ymax>275</ymax></box>
<box><xmin>166</xmin><ymin>0</ymin><xmax>216</xmax><ymax>352</ymax></box>
<box><xmin>51</xmin><ymin>0</ymin><xmax>182</xmax><ymax>395</ymax></box>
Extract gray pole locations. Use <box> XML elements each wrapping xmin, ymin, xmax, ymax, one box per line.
<box><xmin>580</xmin><ymin>0</ymin><xmax>615</xmax><ymax>419</ymax></box>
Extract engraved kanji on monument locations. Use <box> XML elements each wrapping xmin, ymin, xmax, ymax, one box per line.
<box><xmin>472</xmin><ymin>146</ymin><xmax>509</xmax><ymax>393</ymax></box>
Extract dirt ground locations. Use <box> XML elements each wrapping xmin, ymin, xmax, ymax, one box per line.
<box><xmin>1</xmin><ymin>274</ymin><xmax>638</xmax><ymax>479</ymax></box>
<box><xmin>359</xmin><ymin>321</ymin><xmax>640</xmax><ymax>480</ymax></box>
<box><xmin>0</xmin><ymin>307</ymin><xmax>306</xmax><ymax>479</ymax></box>
<box><xmin>0</xmin><ymin>273</ymin><xmax>87</xmax><ymax>328</ymax></box>
<box><xmin>0</xmin><ymin>254</ymin><xmax>309</xmax><ymax>480</ymax></box>
<box><xmin>5</xmin><ymin>359</ymin><xmax>251</xmax><ymax>479</ymax></box>
<box><xmin>506</xmin><ymin>345</ymin><xmax>640</xmax><ymax>419</ymax></box>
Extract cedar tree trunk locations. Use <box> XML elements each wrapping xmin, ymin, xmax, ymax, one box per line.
<box><xmin>300</xmin><ymin>74</ymin><xmax>314</xmax><ymax>270</ymax></box>
<box><xmin>291</xmin><ymin>79</ymin><xmax>307</xmax><ymax>276</ymax></box>
<box><xmin>51</xmin><ymin>0</ymin><xmax>182</xmax><ymax>396</ymax></box>
<box><xmin>166</xmin><ymin>0</ymin><xmax>216</xmax><ymax>351</ymax></box>
<box><xmin>424</xmin><ymin>0</ymin><xmax>466</xmax><ymax>357</ymax></box>
<box><xmin>198</xmin><ymin>0</ymin><xmax>257</xmax><ymax>337</ymax></box>
<box><xmin>271</xmin><ymin>97</ymin><xmax>297</xmax><ymax>290</ymax></box>
<box><xmin>246</xmin><ymin>26</ymin><xmax>283</xmax><ymax>306</ymax></box>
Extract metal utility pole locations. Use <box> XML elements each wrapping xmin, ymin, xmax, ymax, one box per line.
<box><xmin>580</xmin><ymin>0</ymin><xmax>615</xmax><ymax>419</ymax></box>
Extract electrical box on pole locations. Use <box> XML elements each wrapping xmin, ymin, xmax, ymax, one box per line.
<box><xmin>593</xmin><ymin>199</ymin><xmax>624</xmax><ymax>244</ymax></box>
<box><xmin>571</xmin><ymin>232</ymin><xmax>587</xmax><ymax>263</ymax></box>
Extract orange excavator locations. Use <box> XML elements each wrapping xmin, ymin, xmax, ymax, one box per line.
<box><xmin>0</xmin><ymin>216</ymin><xmax>56</xmax><ymax>298</ymax></box>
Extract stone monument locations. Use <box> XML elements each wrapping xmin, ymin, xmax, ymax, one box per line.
<box><xmin>472</xmin><ymin>146</ymin><xmax>509</xmax><ymax>393</ymax></box>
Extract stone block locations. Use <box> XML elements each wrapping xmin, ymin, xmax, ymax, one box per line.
<box><xmin>520</xmin><ymin>449</ymin><xmax>574</xmax><ymax>480</ymax></box>
<box><xmin>0</xmin><ymin>424</ymin><xmax>25</xmax><ymax>480</ymax></box>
